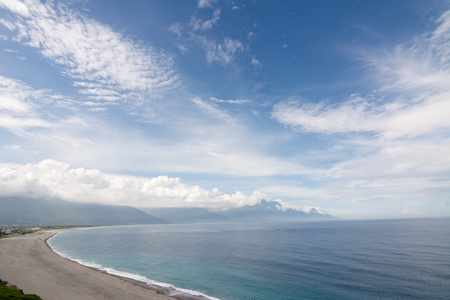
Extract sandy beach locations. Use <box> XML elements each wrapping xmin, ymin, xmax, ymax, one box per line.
<box><xmin>0</xmin><ymin>230</ymin><xmax>176</xmax><ymax>300</ymax></box>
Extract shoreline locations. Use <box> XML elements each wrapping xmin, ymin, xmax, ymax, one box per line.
<box><xmin>46</xmin><ymin>229</ymin><xmax>218</xmax><ymax>300</ymax></box>
<box><xmin>0</xmin><ymin>228</ymin><xmax>187</xmax><ymax>300</ymax></box>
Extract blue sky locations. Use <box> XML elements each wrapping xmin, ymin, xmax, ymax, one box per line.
<box><xmin>0</xmin><ymin>0</ymin><xmax>449</xmax><ymax>219</ymax></box>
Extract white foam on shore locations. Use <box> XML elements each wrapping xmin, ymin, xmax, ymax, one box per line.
<box><xmin>47</xmin><ymin>232</ymin><xmax>221</xmax><ymax>300</ymax></box>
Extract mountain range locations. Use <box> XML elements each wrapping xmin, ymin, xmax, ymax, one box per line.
<box><xmin>0</xmin><ymin>197</ymin><xmax>332</xmax><ymax>226</ymax></box>
<box><xmin>0</xmin><ymin>197</ymin><xmax>164</xmax><ymax>226</ymax></box>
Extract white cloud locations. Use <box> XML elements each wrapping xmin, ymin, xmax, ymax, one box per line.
<box><xmin>327</xmin><ymin>138</ymin><xmax>450</xmax><ymax>179</ymax></box>
<box><xmin>201</xmin><ymin>37</ymin><xmax>244</xmax><ymax>65</ymax></box>
<box><xmin>0</xmin><ymin>75</ymin><xmax>53</xmax><ymax>134</ymax></box>
<box><xmin>0</xmin><ymin>75</ymin><xmax>109</xmax><ymax>152</ymax></box>
<box><xmin>210</xmin><ymin>97</ymin><xmax>250</xmax><ymax>104</ymax></box>
<box><xmin>0</xmin><ymin>159</ymin><xmax>306</xmax><ymax>210</ymax></box>
<box><xmin>402</xmin><ymin>207</ymin><xmax>419</xmax><ymax>216</ymax></box>
<box><xmin>192</xmin><ymin>96</ymin><xmax>233</xmax><ymax>123</ymax></box>
<box><xmin>197</xmin><ymin>0</ymin><xmax>217</xmax><ymax>9</ymax></box>
<box><xmin>272</xmin><ymin>91</ymin><xmax>450</xmax><ymax>139</ymax></box>
<box><xmin>2</xmin><ymin>145</ymin><xmax>21</xmax><ymax>152</ymax></box>
<box><xmin>0</xmin><ymin>95</ymin><xmax>28</xmax><ymax>113</ymax></box>
<box><xmin>314</xmin><ymin>175</ymin><xmax>449</xmax><ymax>215</ymax></box>
<box><xmin>168</xmin><ymin>23</ymin><xmax>183</xmax><ymax>36</ymax></box>
<box><xmin>177</xmin><ymin>44</ymin><xmax>188</xmax><ymax>53</ymax></box>
<box><xmin>191</xmin><ymin>9</ymin><xmax>220</xmax><ymax>31</ymax></box>
<box><xmin>273</xmin><ymin>10</ymin><xmax>450</xmax><ymax>140</ymax></box>
<box><xmin>0</xmin><ymin>0</ymin><xmax>179</xmax><ymax>108</ymax></box>
<box><xmin>170</xmin><ymin>2</ymin><xmax>251</xmax><ymax>68</ymax></box>
<box><xmin>187</xmin><ymin>8</ymin><xmax>245</xmax><ymax>65</ymax></box>
<box><xmin>251</xmin><ymin>56</ymin><xmax>261</xmax><ymax>66</ymax></box>
<box><xmin>430</xmin><ymin>10</ymin><xmax>450</xmax><ymax>66</ymax></box>
<box><xmin>0</xmin><ymin>0</ymin><xmax>30</xmax><ymax>17</ymax></box>
<box><xmin>0</xmin><ymin>115</ymin><xmax>50</xmax><ymax>130</ymax></box>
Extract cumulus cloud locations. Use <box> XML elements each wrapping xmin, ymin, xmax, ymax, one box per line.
<box><xmin>0</xmin><ymin>159</ymin><xmax>322</xmax><ymax>211</ymax></box>
<box><xmin>0</xmin><ymin>0</ymin><xmax>179</xmax><ymax>108</ymax></box>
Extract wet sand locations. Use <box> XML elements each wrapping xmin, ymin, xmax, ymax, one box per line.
<box><xmin>0</xmin><ymin>230</ymin><xmax>176</xmax><ymax>300</ymax></box>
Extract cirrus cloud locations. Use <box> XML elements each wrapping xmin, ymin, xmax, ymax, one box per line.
<box><xmin>272</xmin><ymin>91</ymin><xmax>450</xmax><ymax>139</ymax></box>
<box><xmin>0</xmin><ymin>0</ymin><xmax>179</xmax><ymax>108</ymax></box>
<box><xmin>272</xmin><ymin>10</ymin><xmax>450</xmax><ymax>140</ymax></box>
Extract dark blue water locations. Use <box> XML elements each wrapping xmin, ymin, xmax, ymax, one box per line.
<box><xmin>48</xmin><ymin>218</ymin><xmax>450</xmax><ymax>300</ymax></box>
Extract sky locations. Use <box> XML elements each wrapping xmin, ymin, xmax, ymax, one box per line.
<box><xmin>0</xmin><ymin>0</ymin><xmax>449</xmax><ymax>219</ymax></box>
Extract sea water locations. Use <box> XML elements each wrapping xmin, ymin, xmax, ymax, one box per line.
<box><xmin>48</xmin><ymin>218</ymin><xmax>450</xmax><ymax>300</ymax></box>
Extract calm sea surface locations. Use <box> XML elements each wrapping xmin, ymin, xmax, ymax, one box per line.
<box><xmin>48</xmin><ymin>218</ymin><xmax>450</xmax><ymax>300</ymax></box>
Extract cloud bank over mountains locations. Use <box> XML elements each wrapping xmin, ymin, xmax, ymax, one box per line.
<box><xmin>0</xmin><ymin>159</ymin><xmax>324</xmax><ymax>213</ymax></box>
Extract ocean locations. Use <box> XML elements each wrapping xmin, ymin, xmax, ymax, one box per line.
<box><xmin>48</xmin><ymin>218</ymin><xmax>450</xmax><ymax>300</ymax></box>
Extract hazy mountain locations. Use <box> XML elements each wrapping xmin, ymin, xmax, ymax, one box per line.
<box><xmin>0</xmin><ymin>197</ymin><xmax>166</xmax><ymax>226</ymax></box>
<box><xmin>220</xmin><ymin>199</ymin><xmax>333</xmax><ymax>222</ymax></box>
<box><xmin>140</xmin><ymin>207</ymin><xmax>230</xmax><ymax>224</ymax></box>
<box><xmin>0</xmin><ymin>197</ymin><xmax>332</xmax><ymax>226</ymax></box>
<box><xmin>143</xmin><ymin>200</ymin><xmax>332</xmax><ymax>223</ymax></box>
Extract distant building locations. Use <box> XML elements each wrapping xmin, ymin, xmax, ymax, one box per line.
<box><xmin>3</xmin><ymin>227</ymin><xmax>16</xmax><ymax>234</ymax></box>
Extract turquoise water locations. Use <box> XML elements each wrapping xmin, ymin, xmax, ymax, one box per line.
<box><xmin>48</xmin><ymin>218</ymin><xmax>450</xmax><ymax>300</ymax></box>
